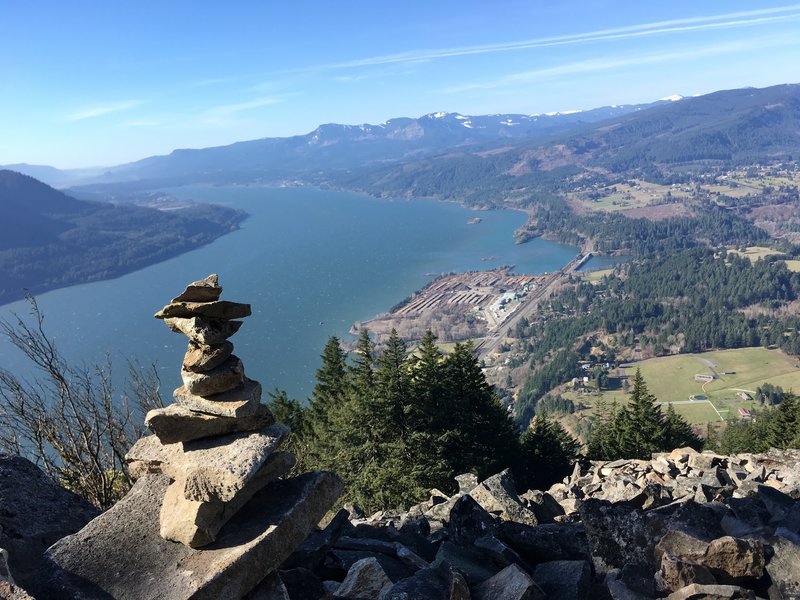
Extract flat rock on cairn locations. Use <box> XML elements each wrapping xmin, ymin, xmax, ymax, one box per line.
<box><xmin>41</xmin><ymin>274</ymin><xmax>343</xmax><ymax>599</ymax></box>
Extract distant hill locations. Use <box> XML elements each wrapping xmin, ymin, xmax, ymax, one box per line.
<box><xmin>568</xmin><ymin>84</ymin><xmax>800</xmax><ymax>170</ymax></box>
<box><xmin>312</xmin><ymin>83</ymin><xmax>800</xmax><ymax>205</ymax></box>
<box><xmin>0</xmin><ymin>163</ymin><xmax>105</xmax><ymax>188</ymax></box>
<box><xmin>0</xmin><ymin>170</ymin><xmax>245</xmax><ymax>304</ymax></box>
<box><xmin>64</xmin><ymin>84</ymin><xmax>800</xmax><ymax>200</ymax></box>
<box><xmin>66</xmin><ymin>99</ymin><xmax>674</xmax><ymax>193</ymax></box>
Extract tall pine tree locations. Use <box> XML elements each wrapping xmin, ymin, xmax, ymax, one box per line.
<box><xmin>615</xmin><ymin>369</ymin><xmax>666</xmax><ymax>459</ymax></box>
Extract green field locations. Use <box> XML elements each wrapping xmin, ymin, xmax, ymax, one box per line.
<box><xmin>563</xmin><ymin>347</ymin><xmax>800</xmax><ymax>424</ymax></box>
<box><xmin>581</xmin><ymin>268</ymin><xmax>614</xmax><ymax>283</ymax></box>
<box><xmin>729</xmin><ymin>246</ymin><xmax>786</xmax><ymax>262</ymax></box>
<box><xmin>785</xmin><ymin>260</ymin><xmax>800</xmax><ymax>273</ymax></box>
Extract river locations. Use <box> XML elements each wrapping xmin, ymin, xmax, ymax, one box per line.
<box><xmin>0</xmin><ymin>186</ymin><xmax>577</xmax><ymax>399</ymax></box>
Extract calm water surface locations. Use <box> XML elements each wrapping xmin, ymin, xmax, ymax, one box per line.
<box><xmin>0</xmin><ymin>187</ymin><xmax>577</xmax><ymax>399</ymax></box>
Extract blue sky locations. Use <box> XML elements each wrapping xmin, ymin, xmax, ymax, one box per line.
<box><xmin>2</xmin><ymin>1</ymin><xmax>799</xmax><ymax>168</ymax></box>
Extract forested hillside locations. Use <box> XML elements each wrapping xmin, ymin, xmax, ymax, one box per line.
<box><xmin>511</xmin><ymin>248</ymin><xmax>800</xmax><ymax>426</ymax></box>
<box><xmin>0</xmin><ymin>170</ymin><xmax>245</xmax><ymax>304</ymax></box>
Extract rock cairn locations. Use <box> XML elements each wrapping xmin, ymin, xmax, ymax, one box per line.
<box><xmin>128</xmin><ymin>273</ymin><xmax>294</xmax><ymax>548</ymax></box>
<box><xmin>39</xmin><ymin>274</ymin><xmax>343</xmax><ymax>599</ymax></box>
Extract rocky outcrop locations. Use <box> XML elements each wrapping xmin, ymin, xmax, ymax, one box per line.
<box><xmin>36</xmin><ymin>275</ymin><xmax>342</xmax><ymax>599</ymax></box>
<box><xmin>0</xmin><ymin>454</ymin><xmax>98</xmax><ymax>593</ymax></box>
<box><xmin>271</xmin><ymin>449</ymin><xmax>800</xmax><ymax>599</ymax></box>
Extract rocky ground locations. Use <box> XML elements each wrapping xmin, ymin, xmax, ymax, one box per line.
<box><xmin>1</xmin><ymin>448</ymin><xmax>799</xmax><ymax>599</ymax></box>
<box><xmin>268</xmin><ymin>447</ymin><xmax>800</xmax><ymax>600</ymax></box>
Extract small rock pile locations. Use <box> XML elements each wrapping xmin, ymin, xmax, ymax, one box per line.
<box><xmin>548</xmin><ymin>446</ymin><xmax>800</xmax><ymax>515</ymax></box>
<box><xmin>37</xmin><ymin>275</ymin><xmax>343</xmax><ymax>599</ymax></box>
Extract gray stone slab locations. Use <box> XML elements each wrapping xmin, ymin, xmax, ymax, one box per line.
<box><xmin>156</xmin><ymin>300</ymin><xmax>252</xmax><ymax>320</ymax></box>
<box><xmin>174</xmin><ymin>379</ymin><xmax>262</xmax><ymax>418</ymax></box>
<box><xmin>43</xmin><ymin>471</ymin><xmax>343</xmax><ymax>600</ymax></box>
<box><xmin>181</xmin><ymin>355</ymin><xmax>245</xmax><ymax>396</ymax></box>
<box><xmin>160</xmin><ymin>452</ymin><xmax>296</xmax><ymax>548</ymax></box>
<box><xmin>171</xmin><ymin>274</ymin><xmax>222</xmax><ymax>303</ymax></box>
<box><xmin>126</xmin><ymin>424</ymin><xmax>289</xmax><ymax>502</ymax></box>
<box><xmin>145</xmin><ymin>403</ymin><xmax>274</xmax><ymax>444</ymax></box>
<box><xmin>183</xmin><ymin>341</ymin><xmax>234</xmax><ymax>373</ymax></box>
<box><xmin>164</xmin><ymin>316</ymin><xmax>242</xmax><ymax>345</ymax></box>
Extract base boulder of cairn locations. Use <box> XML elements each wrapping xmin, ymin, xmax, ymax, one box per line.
<box><xmin>41</xmin><ymin>274</ymin><xmax>342</xmax><ymax>599</ymax></box>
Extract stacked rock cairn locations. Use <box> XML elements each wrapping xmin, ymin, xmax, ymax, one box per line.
<box><xmin>126</xmin><ymin>274</ymin><xmax>309</xmax><ymax>548</ymax></box>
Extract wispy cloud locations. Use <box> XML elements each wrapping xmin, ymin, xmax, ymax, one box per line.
<box><xmin>206</xmin><ymin>95</ymin><xmax>285</xmax><ymax>117</ymax></box>
<box><xmin>443</xmin><ymin>35</ymin><xmax>800</xmax><ymax>93</ymax></box>
<box><xmin>119</xmin><ymin>119</ymin><xmax>160</xmax><ymax>128</ymax></box>
<box><xmin>65</xmin><ymin>100</ymin><xmax>140</xmax><ymax>121</ymax></box>
<box><xmin>277</xmin><ymin>5</ymin><xmax>800</xmax><ymax>75</ymax></box>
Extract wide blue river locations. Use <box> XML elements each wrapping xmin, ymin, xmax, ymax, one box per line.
<box><xmin>0</xmin><ymin>187</ymin><xmax>577</xmax><ymax>399</ymax></box>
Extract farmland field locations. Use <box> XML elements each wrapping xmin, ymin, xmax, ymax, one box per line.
<box><xmin>561</xmin><ymin>347</ymin><xmax>800</xmax><ymax>424</ymax></box>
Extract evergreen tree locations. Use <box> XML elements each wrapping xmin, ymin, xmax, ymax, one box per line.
<box><xmin>267</xmin><ymin>389</ymin><xmax>310</xmax><ymax>471</ymax></box>
<box><xmin>663</xmin><ymin>404</ymin><xmax>703</xmax><ymax>451</ymax></box>
<box><xmin>615</xmin><ymin>369</ymin><xmax>666</xmax><ymax>459</ymax></box>
<box><xmin>407</xmin><ymin>331</ymin><xmax>453</xmax><ymax>494</ymax></box>
<box><xmin>310</xmin><ymin>336</ymin><xmax>347</xmax><ymax>427</ymax></box>
<box><xmin>769</xmin><ymin>393</ymin><xmax>800</xmax><ymax>449</ymax></box>
<box><xmin>587</xmin><ymin>398</ymin><xmax>621</xmax><ymax>460</ymax></box>
<box><xmin>518</xmin><ymin>416</ymin><xmax>580</xmax><ymax>491</ymax></box>
<box><xmin>442</xmin><ymin>341</ymin><xmax>517</xmax><ymax>479</ymax></box>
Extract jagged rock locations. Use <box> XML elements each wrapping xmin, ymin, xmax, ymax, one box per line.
<box><xmin>145</xmin><ymin>402</ymin><xmax>275</xmax><ymax>444</ymax></box>
<box><xmin>474</xmin><ymin>535</ymin><xmax>531</xmax><ymax>573</ymax></box>
<box><xmin>531</xmin><ymin>560</ymin><xmax>591</xmax><ymax>600</ymax></box>
<box><xmin>127</xmin><ymin>424</ymin><xmax>290</xmax><ymax>502</ymax></box>
<box><xmin>173</xmin><ymin>378</ymin><xmax>263</xmax><ymax>418</ymax></box>
<box><xmin>41</xmin><ymin>471</ymin><xmax>343</xmax><ymax>600</ymax></box>
<box><xmin>469</xmin><ymin>469</ymin><xmax>538</xmax><ymax>526</ymax></box>
<box><xmin>654</xmin><ymin>530</ymin><xmax>711</xmax><ymax>565</ymax></box>
<box><xmin>579</xmin><ymin>499</ymin><xmax>653</xmax><ymax>571</ymax></box>
<box><xmin>282</xmin><ymin>509</ymin><xmax>354</xmax><ymax>571</ymax></box>
<box><xmin>652</xmin><ymin>456</ymin><xmax>675</xmax><ymax>476</ymax></box>
<box><xmin>755</xmin><ymin>484</ymin><xmax>795</xmax><ymax>524</ymax></box>
<box><xmin>279</xmin><ymin>568</ymin><xmax>330</xmax><ymax>600</ymax></box>
<box><xmin>393</xmin><ymin>543</ymin><xmax>429</xmax><ymax>570</ymax></box>
<box><xmin>245</xmin><ymin>572</ymin><xmax>291</xmax><ymax>600</ymax></box>
<box><xmin>656</xmin><ymin>531</ymin><xmax>765</xmax><ymax>582</ymax></box>
<box><xmin>665</xmin><ymin>583</ymin><xmax>756</xmax><ymax>599</ymax></box>
<box><xmin>156</xmin><ymin>300</ymin><xmax>252</xmax><ymax>320</ymax></box>
<box><xmin>688</xmin><ymin>452</ymin><xmax>724</xmax><ymax>472</ymax></box>
<box><xmin>171</xmin><ymin>274</ymin><xmax>222</xmax><ymax>303</ymax></box>
<box><xmin>334</xmin><ymin>557</ymin><xmax>393</xmax><ymax>599</ymax></box>
<box><xmin>0</xmin><ymin>548</ymin><xmax>35</xmax><ymax>600</ymax></box>
<box><xmin>722</xmin><ymin>496</ymin><xmax>772</xmax><ymax>537</ymax></box>
<box><xmin>520</xmin><ymin>490</ymin><xmax>565</xmax><ymax>524</ymax></box>
<box><xmin>165</xmin><ymin>316</ymin><xmax>243</xmax><ymax>345</ymax></box>
<box><xmin>618</xmin><ymin>562</ymin><xmax>657</xmax><ymax>597</ymax></box>
<box><xmin>455</xmin><ymin>473</ymin><xmax>478</xmax><ymax>495</ymax></box>
<box><xmin>336</xmin><ymin>536</ymin><xmax>398</xmax><ymax>555</ymax></box>
<box><xmin>181</xmin><ymin>355</ymin><xmax>246</xmax><ymax>396</ymax></box>
<box><xmin>184</xmin><ymin>340</ymin><xmax>235</xmax><ymax>373</ymax></box>
<box><xmin>330</xmin><ymin>549</ymin><xmax>413</xmax><ymax>584</ymax></box>
<box><xmin>764</xmin><ymin>534</ymin><xmax>800</xmax><ymax>599</ymax></box>
<box><xmin>0</xmin><ymin>455</ymin><xmax>98</xmax><ymax>593</ymax></box>
<box><xmin>472</xmin><ymin>564</ymin><xmax>545</xmax><ymax>600</ymax></box>
<box><xmin>606</xmin><ymin>577</ymin><xmax>651</xmax><ymax>600</ymax></box>
<box><xmin>432</xmin><ymin>541</ymin><xmax>498</xmax><ymax>585</ymax></box>
<box><xmin>655</xmin><ymin>553</ymin><xmax>716</xmax><ymax>593</ymax></box>
<box><xmin>160</xmin><ymin>452</ymin><xmax>296</xmax><ymax>547</ymax></box>
<box><xmin>448</xmin><ymin>494</ymin><xmax>497</xmax><ymax>542</ymax></box>
<box><xmin>497</xmin><ymin>521</ymin><xmax>589</xmax><ymax>565</ymax></box>
<box><xmin>384</xmin><ymin>562</ymin><xmax>469</xmax><ymax>600</ymax></box>
<box><xmin>425</xmin><ymin>493</ymin><xmax>460</xmax><ymax>523</ymax></box>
